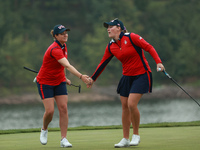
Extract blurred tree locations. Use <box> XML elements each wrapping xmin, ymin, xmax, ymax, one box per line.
<box><xmin>0</xmin><ymin>0</ymin><xmax>200</xmax><ymax>96</ymax></box>
<box><xmin>139</xmin><ymin>0</ymin><xmax>200</xmax><ymax>83</ymax></box>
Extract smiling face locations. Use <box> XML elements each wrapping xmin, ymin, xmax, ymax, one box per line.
<box><xmin>55</xmin><ymin>31</ymin><xmax>68</xmax><ymax>45</ymax></box>
<box><xmin>107</xmin><ymin>25</ymin><xmax>121</xmax><ymax>40</ymax></box>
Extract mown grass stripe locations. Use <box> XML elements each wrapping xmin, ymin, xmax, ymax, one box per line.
<box><xmin>0</xmin><ymin>121</ymin><xmax>199</xmax><ymax>135</ymax></box>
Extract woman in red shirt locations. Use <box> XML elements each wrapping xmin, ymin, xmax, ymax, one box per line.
<box><xmin>36</xmin><ymin>24</ymin><xmax>90</xmax><ymax>148</ymax></box>
<box><xmin>88</xmin><ymin>19</ymin><xmax>165</xmax><ymax>148</ymax></box>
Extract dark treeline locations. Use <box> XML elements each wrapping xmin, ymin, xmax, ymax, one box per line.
<box><xmin>0</xmin><ymin>0</ymin><xmax>200</xmax><ymax>95</ymax></box>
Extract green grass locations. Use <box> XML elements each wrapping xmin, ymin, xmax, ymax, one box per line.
<box><xmin>0</xmin><ymin>121</ymin><xmax>200</xmax><ymax>150</ymax></box>
<box><xmin>1</xmin><ymin>121</ymin><xmax>200</xmax><ymax>135</ymax></box>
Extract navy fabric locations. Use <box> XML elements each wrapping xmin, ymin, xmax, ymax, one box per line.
<box><xmin>37</xmin><ymin>82</ymin><xmax>68</xmax><ymax>99</ymax></box>
<box><xmin>117</xmin><ymin>72</ymin><xmax>152</xmax><ymax>97</ymax></box>
<box><xmin>91</xmin><ymin>55</ymin><xmax>113</xmax><ymax>81</ymax></box>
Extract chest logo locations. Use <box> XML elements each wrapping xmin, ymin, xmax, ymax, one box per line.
<box><xmin>124</xmin><ymin>40</ymin><xmax>127</xmax><ymax>44</ymax></box>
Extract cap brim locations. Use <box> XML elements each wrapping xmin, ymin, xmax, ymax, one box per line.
<box><xmin>103</xmin><ymin>22</ymin><xmax>109</xmax><ymax>28</ymax></box>
<box><xmin>103</xmin><ymin>22</ymin><xmax>116</xmax><ymax>28</ymax></box>
<box><xmin>66</xmin><ymin>28</ymin><xmax>70</xmax><ymax>31</ymax></box>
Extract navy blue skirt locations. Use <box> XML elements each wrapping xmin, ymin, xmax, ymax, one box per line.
<box><xmin>117</xmin><ymin>72</ymin><xmax>152</xmax><ymax>97</ymax></box>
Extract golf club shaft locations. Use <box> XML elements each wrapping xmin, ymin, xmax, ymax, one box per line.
<box><xmin>24</xmin><ymin>66</ymin><xmax>81</xmax><ymax>93</ymax></box>
<box><xmin>71</xmin><ymin>84</ymin><xmax>79</xmax><ymax>87</ymax></box>
<box><xmin>70</xmin><ymin>84</ymin><xmax>81</xmax><ymax>93</ymax></box>
<box><xmin>162</xmin><ymin>70</ymin><xmax>200</xmax><ymax>107</ymax></box>
<box><xmin>24</xmin><ymin>66</ymin><xmax>38</xmax><ymax>73</ymax></box>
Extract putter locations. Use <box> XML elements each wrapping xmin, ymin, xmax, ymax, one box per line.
<box><xmin>71</xmin><ymin>84</ymin><xmax>81</xmax><ymax>93</ymax></box>
<box><xmin>158</xmin><ymin>68</ymin><xmax>200</xmax><ymax>107</ymax></box>
<box><xmin>24</xmin><ymin>66</ymin><xmax>81</xmax><ymax>93</ymax></box>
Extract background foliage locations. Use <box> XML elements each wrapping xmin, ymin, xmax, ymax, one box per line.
<box><xmin>0</xmin><ymin>0</ymin><xmax>200</xmax><ymax>96</ymax></box>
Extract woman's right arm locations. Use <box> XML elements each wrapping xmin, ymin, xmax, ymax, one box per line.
<box><xmin>90</xmin><ymin>46</ymin><xmax>114</xmax><ymax>81</ymax></box>
<box><xmin>58</xmin><ymin>57</ymin><xmax>90</xmax><ymax>84</ymax></box>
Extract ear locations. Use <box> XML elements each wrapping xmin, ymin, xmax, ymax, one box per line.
<box><xmin>55</xmin><ymin>34</ymin><xmax>58</xmax><ymax>37</ymax></box>
<box><xmin>117</xmin><ymin>26</ymin><xmax>122</xmax><ymax>31</ymax></box>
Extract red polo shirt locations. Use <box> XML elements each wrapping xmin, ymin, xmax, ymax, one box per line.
<box><xmin>91</xmin><ymin>32</ymin><xmax>162</xmax><ymax>81</ymax></box>
<box><xmin>36</xmin><ymin>40</ymin><xmax>67</xmax><ymax>85</ymax></box>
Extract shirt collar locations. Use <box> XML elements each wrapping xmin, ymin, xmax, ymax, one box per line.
<box><xmin>110</xmin><ymin>32</ymin><xmax>124</xmax><ymax>43</ymax></box>
<box><xmin>55</xmin><ymin>40</ymin><xmax>65</xmax><ymax>49</ymax></box>
<box><xmin>118</xmin><ymin>32</ymin><xmax>124</xmax><ymax>40</ymax></box>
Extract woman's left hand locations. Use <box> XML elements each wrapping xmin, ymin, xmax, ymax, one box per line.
<box><xmin>157</xmin><ymin>63</ymin><xmax>165</xmax><ymax>72</ymax></box>
<box><xmin>66</xmin><ymin>78</ymin><xmax>71</xmax><ymax>85</ymax></box>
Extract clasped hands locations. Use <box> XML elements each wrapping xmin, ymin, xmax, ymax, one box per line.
<box><xmin>81</xmin><ymin>75</ymin><xmax>94</xmax><ymax>88</ymax></box>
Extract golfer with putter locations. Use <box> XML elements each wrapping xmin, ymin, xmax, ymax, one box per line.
<box><xmin>36</xmin><ymin>24</ymin><xmax>90</xmax><ymax>147</ymax></box>
<box><xmin>87</xmin><ymin>18</ymin><xmax>165</xmax><ymax>148</ymax></box>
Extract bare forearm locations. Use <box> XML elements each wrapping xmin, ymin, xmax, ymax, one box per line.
<box><xmin>58</xmin><ymin>58</ymin><xmax>90</xmax><ymax>84</ymax></box>
<box><xmin>58</xmin><ymin>58</ymin><xmax>82</xmax><ymax>78</ymax></box>
<box><xmin>65</xmin><ymin>65</ymin><xmax>82</xmax><ymax>79</ymax></box>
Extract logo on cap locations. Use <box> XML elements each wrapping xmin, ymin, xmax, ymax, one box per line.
<box><xmin>58</xmin><ymin>25</ymin><xmax>65</xmax><ymax>29</ymax></box>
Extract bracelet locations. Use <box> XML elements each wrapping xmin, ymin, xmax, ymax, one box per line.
<box><xmin>80</xmin><ymin>74</ymin><xmax>82</xmax><ymax>79</ymax></box>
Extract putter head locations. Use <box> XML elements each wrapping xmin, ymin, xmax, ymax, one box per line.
<box><xmin>78</xmin><ymin>85</ymin><xmax>81</xmax><ymax>93</ymax></box>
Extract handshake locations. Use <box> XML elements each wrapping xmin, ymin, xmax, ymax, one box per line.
<box><xmin>65</xmin><ymin>74</ymin><xmax>93</xmax><ymax>88</ymax></box>
<box><xmin>80</xmin><ymin>75</ymin><xmax>94</xmax><ymax>88</ymax></box>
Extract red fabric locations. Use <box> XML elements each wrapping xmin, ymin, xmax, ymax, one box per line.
<box><xmin>40</xmin><ymin>84</ymin><xmax>45</xmax><ymax>99</ymax></box>
<box><xmin>91</xmin><ymin>32</ymin><xmax>162</xmax><ymax>81</ymax></box>
<box><xmin>36</xmin><ymin>41</ymin><xmax>67</xmax><ymax>85</ymax></box>
<box><xmin>146</xmin><ymin>71</ymin><xmax>151</xmax><ymax>92</ymax></box>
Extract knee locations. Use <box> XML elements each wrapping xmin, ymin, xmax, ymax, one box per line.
<box><xmin>45</xmin><ymin>109</ymin><xmax>54</xmax><ymax>117</ymax></box>
<box><xmin>59</xmin><ymin>104</ymin><xmax>68</xmax><ymax>114</ymax></box>
<box><xmin>121</xmin><ymin>103</ymin><xmax>129</xmax><ymax>113</ymax></box>
<box><xmin>128</xmin><ymin>103</ymin><xmax>137</xmax><ymax>112</ymax></box>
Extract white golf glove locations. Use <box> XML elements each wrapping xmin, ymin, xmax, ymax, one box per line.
<box><xmin>33</xmin><ymin>77</ymin><xmax>37</xmax><ymax>83</ymax></box>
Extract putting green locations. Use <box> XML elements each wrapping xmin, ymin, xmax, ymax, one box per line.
<box><xmin>0</xmin><ymin>126</ymin><xmax>199</xmax><ymax>150</ymax></box>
